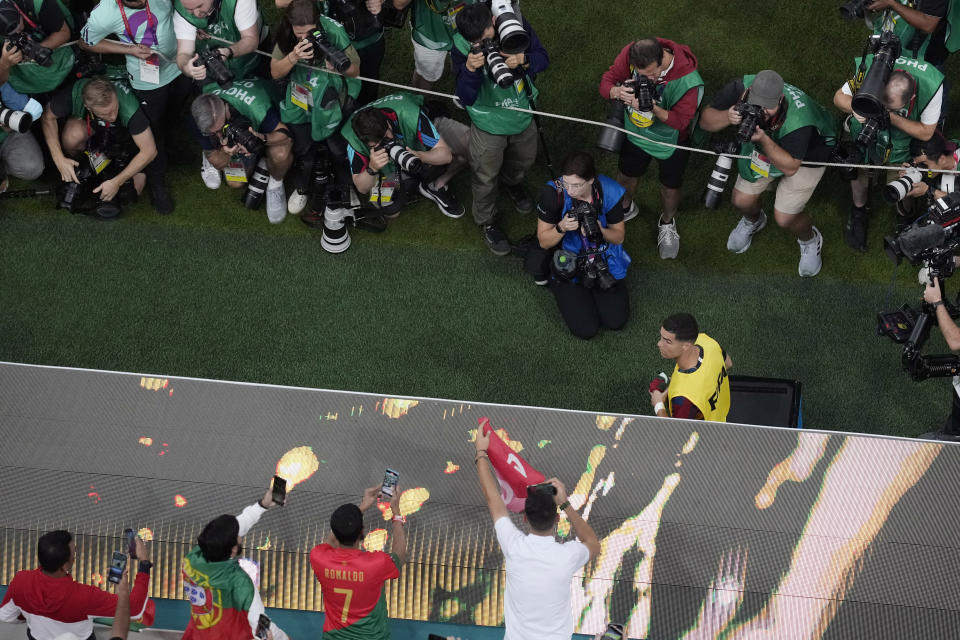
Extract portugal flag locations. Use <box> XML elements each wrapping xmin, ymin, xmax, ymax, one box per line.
<box><xmin>479</xmin><ymin>417</ymin><xmax>545</xmax><ymax>512</ymax></box>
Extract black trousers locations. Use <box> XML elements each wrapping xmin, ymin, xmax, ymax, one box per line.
<box><xmin>133</xmin><ymin>74</ymin><xmax>196</xmax><ymax>185</ymax></box>
<box><xmin>550</xmin><ymin>278</ymin><xmax>630</xmax><ymax>339</ymax></box>
<box><xmin>355</xmin><ymin>37</ymin><xmax>386</xmax><ymax>107</ymax></box>
<box><xmin>948</xmin><ymin>385</ymin><xmax>960</xmax><ymax>435</ymax></box>
<box><xmin>287</xmin><ymin>123</ymin><xmax>351</xmax><ymax>192</ymax></box>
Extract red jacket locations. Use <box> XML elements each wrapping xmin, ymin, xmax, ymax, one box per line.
<box><xmin>599</xmin><ymin>39</ymin><xmax>700</xmax><ymax>140</ymax></box>
<box><xmin>0</xmin><ymin>568</ymin><xmax>152</xmax><ymax>640</ymax></box>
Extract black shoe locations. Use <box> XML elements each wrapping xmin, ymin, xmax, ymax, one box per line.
<box><xmin>844</xmin><ymin>206</ymin><xmax>869</xmax><ymax>252</ymax></box>
<box><xmin>503</xmin><ymin>182</ymin><xmax>534</xmax><ymax>214</ymax></box>
<box><xmin>300</xmin><ymin>208</ymin><xmax>325</xmax><ymax>229</ymax></box>
<box><xmin>482</xmin><ymin>223</ymin><xmax>511</xmax><ymax>256</ymax></box>
<box><xmin>355</xmin><ymin>214</ymin><xmax>388</xmax><ymax>233</ymax></box>
<box><xmin>150</xmin><ymin>181</ymin><xmax>175</xmax><ymax>214</ymax></box>
<box><xmin>418</xmin><ymin>182</ymin><xmax>465</xmax><ymax>218</ymax></box>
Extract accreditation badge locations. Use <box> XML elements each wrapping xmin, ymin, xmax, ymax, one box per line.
<box><xmin>628</xmin><ymin>107</ymin><xmax>655</xmax><ymax>129</ymax></box>
<box><xmin>291</xmin><ymin>83</ymin><xmax>312</xmax><ymax>111</ymax></box>
<box><xmin>86</xmin><ymin>150</ymin><xmax>111</xmax><ymax>174</ymax></box>
<box><xmin>370</xmin><ymin>178</ymin><xmax>396</xmax><ymax>206</ymax></box>
<box><xmin>139</xmin><ymin>54</ymin><xmax>160</xmax><ymax>85</ymax></box>
<box><xmin>749</xmin><ymin>149</ymin><xmax>771</xmax><ymax>178</ymax></box>
<box><xmin>443</xmin><ymin>2</ymin><xmax>465</xmax><ymax>26</ymax></box>
<box><xmin>224</xmin><ymin>160</ymin><xmax>248</xmax><ymax>183</ymax></box>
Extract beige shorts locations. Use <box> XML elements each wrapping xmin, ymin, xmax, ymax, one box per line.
<box><xmin>412</xmin><ymin>39</ymin><xmax>448</xmax><ymax>82</ymax></box>
<box><xmin>734</xmin><ymin>165</ymin><xmax>826</xmax><ymax>215</ymax></box>
<box><xmin>434</xmin><ymin>116</ymin><xmax>470</xmax><ymax>160</ymax></box>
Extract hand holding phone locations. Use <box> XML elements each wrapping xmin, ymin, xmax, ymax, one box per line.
<box><xmin>255</xmin><ymin>614</ymin><xmax>270</xmax><ymax>640</ymax></box>
<box><xmin>380</xmin><ymin>468</ymin><xmax>399</xmax><ymax>502</ymax></box>
<box><xmin>107</xmin><ymin>551</ymin><xmax>127</xmax><ymax>584</ymax></box>
<box><xmin>271</xmin><ymin>475</ymin><xmax>287</xmax><ymax>506</ymax></box>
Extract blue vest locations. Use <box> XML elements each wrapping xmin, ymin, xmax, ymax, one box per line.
<box><xmin>550</xmin><ymin>174</ymin><xmax>631</xmax><ymax>280</ymax></box>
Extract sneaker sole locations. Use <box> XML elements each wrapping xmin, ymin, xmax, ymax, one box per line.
<box><xmin>729</xmin><ymin>215</ymin><xmax>767</xmax><ymax>254</ymax></box>
<box><xmin>486</xmin><ymin>243</ymin><xmax>511</xmax><ymax>256</ymax></box>
<box><xmin>418</xmin><ymin>183</ymin><xmax>464</xmax><ymax>218</ymax></box>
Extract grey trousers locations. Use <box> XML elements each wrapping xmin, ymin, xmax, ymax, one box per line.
<box><xmin>468</xmin><ymin>121</ymin><xmax>538</xmax><ymax>225</ymax></box>
<box><xmin>1</xmin><ymin>131</ymin><xmax>44</xmax><ymax>181</ymax></box>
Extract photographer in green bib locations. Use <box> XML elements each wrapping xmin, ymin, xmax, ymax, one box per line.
<box><xmin>848</xmin><ymin>0</ymin><xmax>947</xmax><ymax>60</ymax></box>
<box><xmin>271</xmin><ymin>0</ymin><xmax>360</xmax><ymax>225</ymax></box>
<box><xmin>402</xmin><ymin>0</ymin><xmax>476</xmax><ymax>91</ymax></box>
<box><xmin>700</xmin><ymin>70</ymin><xmax>836</xmax><ymax>278</ymax></box>
<box><xmin>190</xmin><ymin>78</ymin><xmax>293</xmax><ymax>223</ymax></box>
<box><xmin>598</xmin><ymin>38</ymin><xmax>704</xmax><ymax>260</ymax></box>
<box><xmin>452</xmin><ymin>1</ymin><xmax>549</xmax><ymax>256</ymax></box>
<box><xmin>0</xmin><ymin>0</ymin><xmax>76</xmax><ymax>98</ymax></box>
<box><xmin>834</xmin><ymin>38</ymin><xmax>943</xmax><ymax>251</ymax></box>
<box><xmin>173</xmin><ymin>0</ymin><xmax>267</xmax><ymax>85</ymax></box>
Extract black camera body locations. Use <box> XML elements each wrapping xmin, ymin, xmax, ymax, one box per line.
<box><xmin>305</xmin><ymin>28</ymin><xmax>351</xmax><ymax>73</ymax></box>
<box><xmin>839</xmin><ymin>0</ymin><xmax>870</xmax><ymax>20</ymax></box>
<box><xmin>194</xmin><ymin>49</ymin><xmax>234</xmax><ymax>89</ymax></box>
<box><xmin>596</xmin><ymin>75</ymin><xmax>654</xmax><ymax>153</ymax></box>
<box><xmin>568</xmin><ymin>199</ymin><xmax>603</xmax><ymax>244</ymax></box>
<box><xmin>734</xmin><ymin>102</ymin><xmax>764</xmax><ymax>142</ymax></box>
<box><xmin>884</xmin><ymin>191</ymin><xmax>960</xmax><ymax>266</ymax></box>
<box><xmin>11</xmin><ymin>31</ymin><xmax>52</xmax><ymax>66</ymax></box>
<box><xmin>221</xmin><ymin>118</ymin><xmax>266</xmax><ymax>157</ymax></box>
<box><xmin>471</xmin><ymin>38</ymin><xmax>514</xmax><ymax>88</ymax></box>
<box><xmin>558</xmin><ymin>200</ymin><xmax>616</xmax><ymax>291</ymax></box>
<box><xmin>376</xmin><ymin>137</ymin><xmax>422</xmax><ymax>176</ymax></box>
<box><xmin>327</xmin><ymin>0</ymin><xmax>381</xmax><ymax>41</ymax></box>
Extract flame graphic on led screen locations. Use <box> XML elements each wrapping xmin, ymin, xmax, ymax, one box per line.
<box><xmin>173</xmin><ymin>494</ymin><xmax>187</xmax><ymax>507</ymax></box>
<box><xmin>380</xmin><ymin>398</ymin><xmax>419</xmax><ymax>419</ymax></box>
<box><xmin>275</xmin><ymin>446</ymin><xmax>320</xmax><ymax>490</ymax></box>
<box><xmin>137</xmin><ymin>528</ymin><xmax>153</xmax><ymax>541</ymax></box>
<box><xmin>363</xmin><ymin>529</ymin><xmax>388</xmax><ymax>552</ymax></box>
<box><xmin>443</xmin><ymin>461</ymin><xmax>459</xmax><ymax>474</ymax></box>
<box><xmin>596</xmin><ymin>415</ymin><xmax>616</xmax><ymax>431</ymax></box>
<box><xmin>139</xmin><ymin>437</ymin><xmax>153</xmax><ymax>446</ymax></box>
<box><xmin>377</xmin><ymin>487</ymin><xmax>430</xmax><ymax>520</ymax></box>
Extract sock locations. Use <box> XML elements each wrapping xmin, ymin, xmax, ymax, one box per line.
<box><xmin>267</xmin><ymin>176</ymin><xmax>283</xmax><ymax>190</ymax></box>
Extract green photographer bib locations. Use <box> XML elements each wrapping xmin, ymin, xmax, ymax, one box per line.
<box><xmin>3</xmin><ymin>0</ymin><xmax>76</xmax><ymax>95</ymax></box>
<box><xmin>174</xmin><ymin>0</ymin><xmax>262</xmax><ymax>79</ymax></box>
<box><xmin>737</xmin><ymin>74</ymin><xmax>836</xmax><ymax>182</ymax></box>
<box><xmin>847</xmin><ymin>54</ymin><xmax>944</xmax><ymax>164</ymax></box>
<box><xmin>623</xmin><ymin>67</ymin><xmax>703</xmax><ymax>160</ymax></box>
<box><xmin>452</xmin><ymin>33</ymin><xmax>538</xmax><ymax>136</ymax></box>
<box><xmin>68</xmin><ymin>77</ymin><xmax>142</xmax><ymax>128</ymax></box>
<box><xmin>873</xmin><ymin>1</ymin><xmax>931</xmax><ymax>60</ymax></box>
<box><xmin>411</xmin><ymin>0</ymin><xmax>475</xmax><ymax>51</ymax></box>
<box><xmin>203</xmin><ymin>78</ymin><xmax>278</xmax><ymax>131</ymax></box>
<box><xmin>341</xmin><ymin>92</ymin><xmax>428</xmax><ymax>175</ymax></box>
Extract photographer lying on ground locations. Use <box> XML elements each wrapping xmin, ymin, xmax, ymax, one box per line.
<box><xmin>531</xmin><ymin>151</ymin><xmax>629</xmax><ymax>340</ymax></box>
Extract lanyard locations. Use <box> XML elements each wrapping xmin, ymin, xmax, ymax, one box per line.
<box><xmin>86</xmin><ymin>114</ymin><xmax>112</xmax><ymax>138</ymax></box>
<box><xmin>11</xmin><ymin>1</ymin><xmax>38</xmax><ymax>32</ymax></box>
<box><xmin>115</xmin><ymin>0</ymin><xmax>156</xmax><ymax>45</ymax></box>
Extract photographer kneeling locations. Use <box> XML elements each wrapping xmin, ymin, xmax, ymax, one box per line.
<box><xmin>895</xmin><ymin>132</ymin><xmax>958</xmax><ymax>216</ymax></box>
<box><xmin>42</xmin><ymin>77</ymin><xmax>157</xmax><ymax>218</ymax></box>
<box><xmin>533</xmin><ymin>151</ymin><xmax>629</xmax><ymax>340</ymax></box>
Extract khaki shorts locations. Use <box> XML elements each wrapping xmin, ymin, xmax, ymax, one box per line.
<box><xmin>734</xmin><ymin>165</ymin><xmax>826</xmax><ymax>215</ymax></box>
<box><xmin>434</xmin><ymin>116</ymin><xmax>470</xmax><ymax>160</ymax></box>
<box><xmin>412</xmin><ymin>39</ymin><xmax>448</xmax><ymax>82</ymax></box>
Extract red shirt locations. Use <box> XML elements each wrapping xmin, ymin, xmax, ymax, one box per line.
<box><xmin>310</xmin><ymin>544</ymin><xmax>399</xmax><ymax>633</ymax></box>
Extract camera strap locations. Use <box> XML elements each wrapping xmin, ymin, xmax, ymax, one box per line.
<box><xmin>10</xmin><ymin>0</ymin><xmax>37</xmax><ymax>32</ymax></box>
<box><xmin>116</xmin><ymin>0</ymin><xmax>156</xmax><ymax>45</ymax></box>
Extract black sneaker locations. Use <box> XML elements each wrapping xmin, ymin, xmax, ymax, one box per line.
<box><xmin>300</xmin><ymin>208</ymin><xmax>325</xmax><ymax>229</ymax></box>
<box><xmin>503</xmin><ymin>182</ymin><xmax>534</xmax><ymax>214</ymax></box>
<box><xmin>418</xmin><ymin>182</ymin><xmax>464</xmax><ymax>218</ymax></box>
<box><xmin>355</xmin><ymin>213</ymin><xmax>388</xmax><ymax>233</ymax></box>
<box><xmin>482</xmin><ymin>223</ymin><xmax>511</xmax><ymax>256</ymax></box>
<box><xmin>844</xmin><ymin>205</ymin><xmax>869</xmax><ymax>252</ymax></box>
<box><xmin>150</xmin><ymin>180</ymin><xmax>175</xmax><ymax>215</ymax></box>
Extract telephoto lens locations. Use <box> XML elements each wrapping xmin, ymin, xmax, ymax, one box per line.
<box><xmin>304</xmin><ymin>152</ymin><xmax>333</xmax><ymax>228</ymax></box>
<box><xmin>883</xmin><ymin>166</ymin><xmax>923</xmax><ymax>204</ymax></box>
<box><xmin>243</xmin><ymin>158</ymin><xmax>270</xmax><ymax>209</ymax></box>
<box><xmin>855</xmin><ymin>116</ymin><xmax>883</xmax><ymax>146</ymax></box>
<box><xmin>704</xmin><ymin>147</ymin><xmax>738</xmax><ymax>209</ymax></box>
<box><xmin>634</xmin><ymin>76</ymin><xmax>654</xmax><ymax>112</ymax></box>
<box><xmin>306</xmin><ymin>29</ymin><xmax>351</xmax><ymax>73</ymax></box>
<box><xmin>489</xmin><ymin>0</ymin><xmax>528</xmax><ymax>54</ymax></box>
<box><xmin>0</xmin><ymin>107</ymin><xmax>32</xmax><ymax>133</ymax></box>
<box><xmin>596</xmin><ymin>98</ymin><xmax>626</xmax><ymax>153</ymax></box>
<box><xmin>381</xmin><ymin>139</ymin><xmax>422</xmax><ymax>175</ymax></box>
<box><xmin>321</xmin><ymin>206</ymin><xmax>352</xmax><ymax>253</ymax></box>
<box><xmin>473</xmin><ymin>40</ymin><xmax>513</xmax><ymax>88</ymax></box>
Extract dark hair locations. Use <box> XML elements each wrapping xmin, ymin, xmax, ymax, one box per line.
<box><xmin>37</xmin><ymin>530</ymin><xmax>72</xmax><ymax>573</ymax></box>
<box><xmin>455</xmin><ymin>3</ymin><xmax>492</xmax><ymax>43</ymax></box>
<box><xmin>923</xmin><ymin>131</ymin><xmax>954</xmax><ymax>162</ymax></box>
<box><xmin>330</xmin><ymin>503</ymin><xmax>364</xmax><ymax>545</ymax></box>
<box><xmin>197</xmin><ymin>515</ymin><xmax>240</xmax><ymax>562</ymax></box>
<box><xmin>276</xmin><ymin>0</ymin><xmax>319</xmax><ymax>55</ymax></box>
<box><xmin>352</xmin><ymin>108</ymin><xmax>390</xmax><ymax>146</ymax></box>
<box><xmin>628</xmin><ymin>38</ymin><xmax>664</xmax><ymax>70</ymax></box>
<box><xmin>662</xmin><ymin>313</ymin><xmax>699</xmax><ymax>343</ymax></box>
<box><xmin>524</xmin><ymin>491</ymin><xmax>557</xmax><ymax>532</ymax></box>
<box><xmin>886</xmin><ymin>70</ymin><xmax>917</xmax><ymax>109</ymax></box>
<box><xmin>560</xmin><ymin>151</ymin><xmax>596</xmax><ymax>182</ymax></box>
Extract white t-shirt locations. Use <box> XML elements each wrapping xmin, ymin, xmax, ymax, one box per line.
<box><xmin>173</xmin><ymin>0</ymin><xmax>258</xmax><ymax>41</ymax></box>
<box><xmin>494</xmin><ymin>517</ymin><xmax>590</xmax><ymax>640</ymax></box>
<box><xmin>841</xmin><ymin>81</ymin><xmax>943</xmax><ymax>125</ymax></box>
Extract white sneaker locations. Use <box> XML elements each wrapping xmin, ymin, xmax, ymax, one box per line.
<box><xmin>288</xmin><ymin>189</ymin><xmax>308</xmax><ymax>214</ymax></box>
<box><xmin>797</xmin><ymin>226</ymin><xmax>823</xmax><ymax>277</ymax></box>
<box><xmin>200</xmin><ymin>155</ymin><xmax>221</xmax><ymax>190</ymax></box>
<box><xmin>657</xmin><ymin>217</ymin><xmax>680</xmax><ymax>259</ymax></box>
<box><xmin>266</xmin><ymin>183</ymin><xmax>287</xmax><ymax>224</ymax></box>
<box><xmin>727</xmin><ymin>210</ymin><xmax>767</xmax><ymax>254</ymax></box>
<box><xmin>623</xmin><ymin>201</ymin><xmax>639</xmax><ymax>222</ymax></box>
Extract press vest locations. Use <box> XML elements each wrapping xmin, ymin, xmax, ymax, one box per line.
<box><xmin>847</xmin><ymin>55</ymin><xmax>944</xmax><ymax>164</ymax></box>
<box><xmin>341</xmin><ymin>92</ymin><xmax>430</xmax><ymax>175</ymax></box>
<box><xmin>737</xmin><ymin>74</ymin><xmax>837</xmax><ymax>182</ymax></box>
<box><xmin>411</xmin><ymin>0</ymin><xmax>475</xmax><ymax>51</ymax></box>
<box><xmin>624</xmin><ymin>60</ymin><xmax>704</xmax><ymax>160</ymax></box>
<box><xmin>69</xmin><ymin>77</ymin><xmax>141</xmax><ymax>129</ymax></box>
<box><xmin>4</xmin><ymin>0</ymin><xmax>75</xmax><ymax>94</ymax></box>
<box><xmin>202</xmin><ymin>78</ymin><xmax>277</xmax><ymax>131</ymax></box>
<box><xmin>873</xmin><ymin>1</ymin><xmax>932</xmax><ymax>59</ymax></box>
<box><xmin>452</xmin><ymin>32</ymin><xmax>538</xmax><ymax>135</ymax></box>
<box><xmin>174</xmin><ymin>0</ymin><xmax>262</xmax><ymax>79</ymax></box>
<box><xmin>667</xmin><ymin>333</ymin><xmax>730</xmax><ymax>422</ymax></box>
<box><xmin>552</xmin><ymin>174</ymin><xmax>631</xmax><ymax>281</ymax></box>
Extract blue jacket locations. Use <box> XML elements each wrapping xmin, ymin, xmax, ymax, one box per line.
<box><xmin>552</xmin><ymin>174</ymin><xmax>631</xmax><ymax>280</ymax></box>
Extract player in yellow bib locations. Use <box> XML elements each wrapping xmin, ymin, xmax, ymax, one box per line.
<box><xmin>650</xmin><ymin>313</ymin><xmax>732</xmax><ymax>421</ymax></box>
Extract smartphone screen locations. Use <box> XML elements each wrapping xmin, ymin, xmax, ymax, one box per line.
<box><xmin>271</xmin><ymin>475</ymin><xmax>287</xmax><ymax>506</ymax></box>
<box><xmin>255</xmin><ymin>613</ymin><xmax>270</xmax><ymax>639</ymax></box>
<box><xmin>380</xmin><ymin>468</ymin><xmax>399</xmax><ymax>501</ymax></box>
<box><xmin>107</xmin><ymin>551</ymin><xmax>127</xmax><ymax>584</ymax></box>
<box><xmin>124</xmin><ymin>528</ymin><xmax>137</xmax><ymax>559</ymax></box>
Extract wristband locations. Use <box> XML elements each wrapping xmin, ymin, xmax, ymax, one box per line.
<box><xmin>365</xmin><ymin>166</ymin><xmax>378</xmax><ymax>176</ymax></box>
<box><xmin>654</xmin><ymin>402</ymin><xmax>666</xmax><ymax>415</ymax></box>
<box><xmin>558</xmin><ymin>500</ymin><xmax>571</xmax><ymax>511</ymax></box>
<box><xmin>475</xmin><ymin>450</ymin><xmax>489</xmax><ymax>463</ymax></box>
<box><xmin>932</xmin><ymin>300</ymin><xmax>945</xmax><ymax>309</ymax></box>
<box><xmin>392</xmin><ymin>515</ymin><xmax>406</xmax><ymax>524</ymax></box>
<box><xmin>555</xmin><ymin>223</ymin><xmax>564</xmax><ymax>234</ymax></box>
<box><xmin>137</xmin><ymin>560</ymin><xmax>153</xmax><ymax>573</ymax></box>
<box><xmin>258</xmin><ymin>497</ymin><xmax>270</xmax><ymax>509</ymax></box>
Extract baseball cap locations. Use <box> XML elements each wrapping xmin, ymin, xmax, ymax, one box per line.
<box><xmin>0</xmin><ymin>0</ymin><xmax>20</xmax><ymax>37</ymax></box>
<box><xmin>747</xmin><ymin>70</ymin><xmax>784</xmax><ymax>109</ymax></box>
